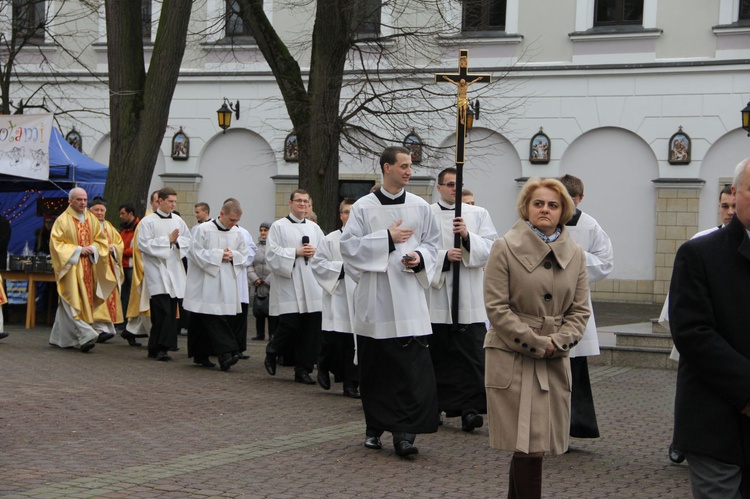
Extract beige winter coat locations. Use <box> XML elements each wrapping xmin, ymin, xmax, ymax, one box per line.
<box><xmin>484</xmin><ymin>219</ymin><xmax>590</xmax><ymax>455</ymax></box>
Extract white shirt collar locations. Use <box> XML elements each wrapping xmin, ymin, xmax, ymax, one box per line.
<box><xmin>379</xmin><ymin>187</ymin><xmax>404</xmax><ymax>200</ymax></box>
<box><xmin>288</xmin><ymin>212</ymin><xmax>305</xmax><ymax>223</ymax></box>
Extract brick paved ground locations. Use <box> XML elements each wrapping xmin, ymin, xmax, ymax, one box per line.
<box><xmin>0</xmin><ymin>320</ymin><xmax>689</xmax><ymax>498</ymax></box>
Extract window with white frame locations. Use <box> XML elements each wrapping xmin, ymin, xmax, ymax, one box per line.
<box><xmin>353</xmin><ymin>0</ymin><xmax>382</xmax><ymax>36</ymax></box>
<box><xmin>226</xmin><ymin>0</ymin><xmax>253</xmax><ymax>37</ymax></box>
<box><xmin>740</xmin><ymin>0</ymin><xmax>750</xmax><ymax>20</ymax></box>
<box><xmin>593</xmin><ymin>0</ymin><xmax>643</xmax><ymax>27</ymax></box>
<box><xmin>462</xmin><ymin>0</ymin><xmax>506</xmax><ymax>32</ymax></box>
<box><xmin>142</xmin><ymin>0</ymin><xmax>152</xmax><ymax>41</ymax></box>
<box><xmin>12</xmin><ymin>0</ymin><xmax>45</xmax><ymax>41</ymax></box>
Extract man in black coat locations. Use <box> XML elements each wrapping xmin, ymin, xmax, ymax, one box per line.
<box><xmin>669</xmin><ymin>156</ymin><xmax>750</xmax><ymax>498</ymax></box>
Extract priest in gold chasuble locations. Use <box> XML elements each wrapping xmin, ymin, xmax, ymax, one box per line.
<box><xmin>49</xmin><ymin>188</ymin><xmax>116</xmax><ymax>352</ymax></box>
<box><xmin>89</xmin><ymin>197</ymin><xmax>125</xmax><ymax>340</ymax></box>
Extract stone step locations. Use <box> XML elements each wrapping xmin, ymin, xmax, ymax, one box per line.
<box><xmin>590</xmin><ymin>346</ymin><xmax>677</xmax><ymax>371</ymax></box>
<box><xmin>651</xmin><ymin>318</ymin><xmax>669</xmax><ymax>334</ymax></box>
<box><xmin>615</xmin><ymin>331</ymin><xmax>674</xmax><ymax>349</ymax></box>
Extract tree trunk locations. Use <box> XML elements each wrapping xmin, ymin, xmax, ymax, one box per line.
<box><xmin>103</xmin><ymin>0</ymin><xmax>192</xmax><ymax>221</ymax></box>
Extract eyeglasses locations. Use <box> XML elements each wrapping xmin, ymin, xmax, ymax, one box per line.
<box><xmin>438</xmin><ymin>182</ymin><xmax>463</xmax><ymax>189</ymax></box>
<box><xmin>292</xmin><ymin>199</ymin><xmax>310</xmax><ymax>204</ymax></box>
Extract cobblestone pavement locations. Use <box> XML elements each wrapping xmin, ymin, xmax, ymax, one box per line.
<box><xmin>0</xmin><ymin>323</ymin><xmax>689</xmax><ymax>498</ymax></box>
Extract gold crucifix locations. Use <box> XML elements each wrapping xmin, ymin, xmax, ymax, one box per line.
<box><xmin>434</xmin><ymin>49</ymin><xmax>492</xmax><ymax>165</ymax></box>
<box><xmin>434</xmin><ymin>50</ymin><xmax>492</xmax><ymax>326</ymax></box>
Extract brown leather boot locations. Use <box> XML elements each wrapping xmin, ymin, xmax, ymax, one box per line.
<box><xmin>509</xmin><ymin>454</ymin><xmax>543</xmax><ymax>499</ymax></box>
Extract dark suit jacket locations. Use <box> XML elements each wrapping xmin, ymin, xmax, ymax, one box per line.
<box><xmin>669</xmin><ymin>215</ymin><xmax>750</xmax><ymax>465</ymax></box>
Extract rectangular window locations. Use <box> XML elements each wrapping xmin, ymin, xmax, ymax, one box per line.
<box><xmin>462</xmin><ymin>0</ymin><xmax>506</xmax><ymax>32</ymax></box>
<box><xmin>740</xmin><ymin>0</ymin><xmax>750</xmax><ymax>20</ymax></box>
<box><xmin>12</xmin><ymin>0</ymin><xmax>45</xmax><ymax>41</ymax></box>
<box><xmin>354</xmin><ymin>0</ymin><xmax>382</xmax><ymax>36</ymax></box>
<box><xmin>594</xmin><ymin>0</ymin><xmax>643</xmax><ymax>27</ymax></box>
<box><xmin>142</xmin><ymin>0</ymin><xmax>152</xmax><ymax>41</ymax></box>
<box><xmin>226</xmin><ymin>0</ymin><xmax>252</xmax><ymax>37</ymax></box>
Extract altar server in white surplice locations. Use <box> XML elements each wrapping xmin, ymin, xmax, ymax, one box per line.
<box><xmin>427</xmin><ymin>167</ymin><xmax>498</xmax><ymax>434</ymax></box>
<box><xmin>559</xmin><ymin>174</ymin><xmax>614</xmax><ymax>440</ymax></box>
<box><xmin>184</xmin><ymin>200</ymin><xmax>249</xmax><ymax>371</ymax></box>
<box><xmin>138</xmin><ymin>187</ymin><xmax>190</xmax><ymax>362</ymax></box>
<box><xmin>340</xmin><ymin>146</ymin><xmax>441</xmax><ymax>458</ymax></box>
<box><xmin>262</xmin><ymin>189</ymin><xmax>325</xmax><ymax>385</ymax></box>
<box><xmin>311</xmin><ymin>198</ymin><xmax>359</xmax><ymax>398</ymax></box>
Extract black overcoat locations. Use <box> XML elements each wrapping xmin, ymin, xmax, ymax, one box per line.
<box><xmin>669</xmin><ymin>215</ymin><xmax>750</xmax><ymax>465</ymax></box>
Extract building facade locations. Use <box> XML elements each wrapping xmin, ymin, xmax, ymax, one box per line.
<box><xmin>4</xmin><ymin>0</ymin><xmax>750</xmax><ymax>304</ymax></box>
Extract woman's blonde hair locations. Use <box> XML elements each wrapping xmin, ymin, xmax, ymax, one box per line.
<box><xmin>516</xmin><ymin>177</ymin><xmax>576</xmax><ymax>225</ymax></box>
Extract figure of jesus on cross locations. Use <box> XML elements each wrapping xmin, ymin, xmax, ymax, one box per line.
<box><xmin>435</xmin><ymin>50</ymin><xmax>491</xmax><ymax>324</ymax></box>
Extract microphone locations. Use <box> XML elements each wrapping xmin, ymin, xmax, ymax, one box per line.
<box><xmin>302</xmin><ymin>235</ymin><xmax>309</xmax><ymax>265</ymax></box>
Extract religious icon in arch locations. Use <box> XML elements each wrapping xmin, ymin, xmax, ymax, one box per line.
<box><xmin>403</xmin><ymin>130</ymin><xmax>423</xmax><ymax>163</ymax></box>
<box><xmin>171</xmin><ymin>127</ymin><xmax>189</xmax><ymax>160</ymax></box>
<box><xmin>529</xmin><ymin>128</ymin><xmax>550</xmax><ymax>164</ymax></box>
<box><xmin>284</xmin><ymin>132</ymin><xmax>299</xmax><ymax>162</ymax></box>
<box><xmin>668</xmin><ymin>127</ymin><xmax>691</xmax><ymax>165</ymax></box>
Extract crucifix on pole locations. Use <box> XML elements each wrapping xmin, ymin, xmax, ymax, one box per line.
<box><xmin>435</xmin><ymin>49</ymin><xmax>491</xmax><ymax>325</ymax></box>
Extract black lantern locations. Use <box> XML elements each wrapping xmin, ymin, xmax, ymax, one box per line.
<box><xmin>465</xmin><ymin>100</ymin><xmax>480</xmax><ymax>135</ymax></box>
<box><xmin>217</xmin><ymin>98</ymin><xmax>240</xmax><ymax>133</ymax></box>
<box><xmin>742</xmin><ymin>101</ymin><xmax>750</xmax><ymax>136</ymax></box>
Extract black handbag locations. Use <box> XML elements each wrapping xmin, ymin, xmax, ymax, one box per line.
<box><xmin>252</xmin><ymin>295</ymin><xmax>269</xmax><ymax>317</ymax></box>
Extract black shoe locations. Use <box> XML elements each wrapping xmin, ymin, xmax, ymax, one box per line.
<box><xmin>147</xmin><ymin>350</ymin><xmax>158</xmax><ymax>359</ymax></box>
<box><xmin>264</xmin><ymin>354</ymin><xmax>276</xmax><ymax>375</ymax></box>
<box><xmin>80</xmin><ymin>339</ymin><xmax>96</xmax><ymax>353</ymax></box>
<box><xmin>251</xmin><ymin>336</ymin><xmax>265</xmax><ymax>341</ymax></box>
<box><xmin>120</xmin><ymin>331</ymin><xmax>142</xmax><ymax>347</ymax></box>
<box><xmin>156</xmin><ymin>350</ymin><xmax>172</xmax><ymax>362</ymax></box>
<box><xmin>394</xmin><ymin>440</ymin><xmax>418</xmax><ymax>457</ymax></box>
<box><xmin>343</xmin><ymin>387</ymin><xmax>361</xmax><ymax>399</ymax></box>
<box><xmin>461</xmin><ymin>412</ymin><xmax>484</xmax><ymax>433</ymax></box>
<box><xmin>219</xmin><ymin>353</ymin><xmax>240</xmax><ymax>371</ymax></box>
<box><xmin>294</xmin><ymin>372</ymin><xmax>316</xmax><ymax>385</ymax></box>
<box><xmin>168</xmin><ymin>347</ymin><xmax>180</xmax><ymax>352</ymax></box>
<box><xmin>0</xmin><ymin>331</ymin><xmax>9</xmax><ymax>340</ymax></box>
<box><xmin>238</xmin><ymin>353</ymin><xmax>250</xmax><ymax>360</ymax></box>
<box><xmin>193</xmin><ymin>357</ymin><xmax>216</xmax><ymax>368</ymax></box>
<box><xmin>364</xmin><ymin>436</ymin><xmax>382</xmax><ymax>450</ymax></box>
<box><xmin>317</xmin><ymin>370</ymin><xmax>331</xmax><ymax>390</ymax></box>
<box><xmin>96</xmin><ymin>332</ymin><xmax>115</xmax><ymax>343</ymax></box>
<box><xmin>669</xmin><ymin>444</ymin><xmax>685</xmax><ymax>464</ymax></box>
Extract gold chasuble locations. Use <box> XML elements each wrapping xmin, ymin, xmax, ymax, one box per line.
<box><xmin>93</xmin><ymin>220</ymin><xmax>124</xmax><ymax>324</ymax></box>
<box><xmin>50</xmin><ymin>206</ymin><xmax>116</xmax><ymax>323</ymax></box>
<box><xmin>126</xmin><ymin>223</ymin><xmax>150</xmax><ymax>319</ymax></box>
<box><xmin>0</xmin><ymin>274</ymin><xmax>7</xmax><ymax>305</ymax></box>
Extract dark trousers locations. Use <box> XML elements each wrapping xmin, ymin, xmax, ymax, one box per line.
<box><xmin>255</xmin><ymin>314</ymin><xmax>278</xmax><ymax>339</ymax></box>
<box><xmin>120</xmin><ymin>267</ymin><xmax>133</xmax><ymax>319</ymax></box>
<box><xmin>232</xmin><ymin>302</ymin><xmax>248</xmax><ymax>352</ymax></box>
<box><xmin>429</xmin><ymin>322</ymin><xmax>487</xmax><ymax>416</ymax></box>
<box><xmin>570</xmin><ymin>356</ymin><xmax>600</xmax><ymax>438</ymax></box>
<box><xmin>266</xmin><ymin>312</ymin><xmax>321</xmax><ymax>376</ymax></box>
<box><xmin>318</xmin><ymin>330</ymin><xmax>358</xmax><ymax>390</ymax></box>
<box><xmin>148</xmin><ymin>294</ymin><xmax>178</xmax><ymax>354</ymax></box>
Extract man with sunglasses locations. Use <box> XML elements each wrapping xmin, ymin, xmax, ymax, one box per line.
<box><xmin>427</xmin><ymin>167</ymin><xmax>498</xmax><ymax>433</ymax></box>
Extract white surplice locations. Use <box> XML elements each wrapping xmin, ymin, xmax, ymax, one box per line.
<box><xmin>137</xmin><ymin>210</ymin><xmax>190</xmax><ymax>299</ymax></box>
<box><xmin>183</xmin><ymin>220</ymin><xmax>249</xmax><ymax>316</ymax></box>
<box><xmin>266</xmin><ymin>217</ymin><xmax>325</xmax><ymax>316</ymax></box>
<box><xmin>566</xmin><ymin>211</ymin><xmax>614</xmax><ymax>358</ymax></box>
<box><xmin>235</xmin><ymin>225</ymin><xmax>257</xmax><ymax>305</ymax></box>
<box><xmin>340</xmin><ymin>190</ymin><xmax>440</xmax><ymax>339</ymax></box>
<box><xmin>427</xmin><ymin>202</ymin><xmax>498</xmax><ymax>325</ymax></box>
<box><xmin>311</xmin><ymin>229</ymin><xmax>355</xmax><ymax>333</ymax></box>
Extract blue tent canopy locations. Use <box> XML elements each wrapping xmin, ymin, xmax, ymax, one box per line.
<box><xmin>0</xmin><ymin>128</ymin><xmax>108</xmax><ymax>254</ymax></box>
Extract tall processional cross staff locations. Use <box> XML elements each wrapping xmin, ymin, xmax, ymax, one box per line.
<box><xmin>435</xmin><ymin>49</ymin><xmax>492</xmax><ymax>325</ymax></box>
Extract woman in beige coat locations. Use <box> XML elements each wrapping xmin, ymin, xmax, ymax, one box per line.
<box><xmin>484</xmin><ymin>178</ymin><xmax>590</xmax><ymax>499</ymax></box>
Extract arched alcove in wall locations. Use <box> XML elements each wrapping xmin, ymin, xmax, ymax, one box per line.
<box><xmin>435</xmin><ymin>128</ymin><xmax>522</xmax><ymax>235</ymax></box>
<box><xmin>197</xmin><ymin>128</ymin><xmax>277</xmax><ymax>232</ymax></box>
<box><xmin>90</xmin><ymin>134</ymin><xmax>167</xmax><ymax>201</ymax></box>
<box><xmin>699</xmin><ymin>129</ymin><xmax>750</xmax><ymax>229</ymax></box>
<box><xmin>561</xmin><ymin>126</ymin><xmax>657</xmax><ymax>280</ymax></box>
